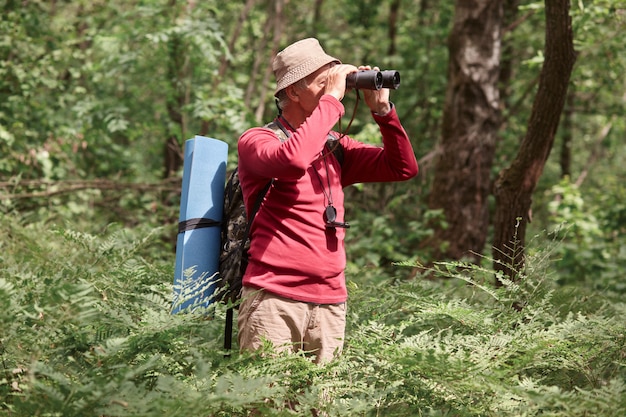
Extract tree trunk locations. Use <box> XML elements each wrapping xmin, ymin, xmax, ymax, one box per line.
<box><xmin>243</xmin><ymin>23</ymin><xmax>271</xmax><ymax>110</ymax></box>
<box><xmin>312</xmin><ymin>0</ymin><xmax>324</xmax><ymax>36</ymax></box>
<box><xmin>492</xmin><ymin>0</ymin><xmax>576</xmax><ymax>281</ymax></box>
<box><xmin>388</xmin><ymin>0</ymin><xmax>401</xmax><ymax>56</ymax></box>
<box><xmin>218</xmin><ymin>0</ymin><xmax>257</xmax><ymax>77</ymax></box>
<box><xmin>499</xmin><ymin>0</ymin><xmax>519</xmax><ymax>110</ymax></box>
<box><xmin>253</xmin><ymin>0</ymin><xmax>285</xmax><ymax>123</ymax></box>
<box><xmin>164</xmin><ymin>0</ymin><xmax>191</xmax><ymax>176</ymax></box>
<box><xmin>200</xmin><ymin>0</ymin><xmax>257</xmax><ymax>136</ymax></box>
<box><xmin>560</xmin><ymin>87</ymin><xmax>575</xmax><ymax>178</ymax></box>
<box><xmin>424</xmin><ymin>0</ymin><xmax>503</xmax><ymax>262</ymax></box>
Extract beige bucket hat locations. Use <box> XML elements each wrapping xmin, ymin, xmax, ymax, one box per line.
<box><xmin>272</xmin><ymin>38</ymin><xmax>341</xmax><ymax>96</ymax></box>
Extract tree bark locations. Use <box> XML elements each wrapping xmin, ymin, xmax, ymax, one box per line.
<box><xmin>560</xmin><ymin>87</ymin><xmax>575</xmax><ymax>178</ymax></box>
<box><xmin>574</xmin><ymin>119</ymin><xmax>613</xmax><ymax>187</ymax></box>
<box><xmin>492</xmin><ymin>0</ymin><xmax>576</xmax><ymax>281</ymax></box>
<box><xmin>424</xmin><ymin>0</ymin><xmax>503</xmax><ymax>262</ymax></box>
<box><xmin>388</xmin><ymin>0</ymin><xmax>401</xmax><ymax>56</ymax></box>
<box><xmin>312</xmin><ymin>0</ymin><xmax>324</xmax><ymax>36</ymax></box>
<box><xmin>200</xmin><ymin>0</ymin><xmax>256</xmax><ymax>136</ymax></box>
<box><xmin>164</xmin><ymin>0</ymin><xmax>192</xmax><ymax>175</ymax></box>
<box><xmin>218</xmin><ymin>0</ymin><xmax>257</xmax><ymax>78</ymax></box>
<box><xmin>499</xmin><ymin>0</ymin><xmax>520</xmax><ymax>111</ymax></box>
<box><xmin>253</xmin><ymin>0</ymin><xmax>285</xmax><ymax>123</ymax></box>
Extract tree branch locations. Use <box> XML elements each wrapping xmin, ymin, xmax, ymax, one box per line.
<box><xmin>574</xmin><ymin>119</ymin><xmax>614</xmax><ymax>187</ymax></box>
<box><xmin>0</xmin><ymin>178</ymin><xmax>181</xmax><ymax>200</ymax></box>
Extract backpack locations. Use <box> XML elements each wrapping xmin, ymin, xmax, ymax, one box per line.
<box><xmin>217</xmin><ymin>121</ymin><xmax>287</xmax><ymax>306</ymax></box>
<box><xmin>218</xmin><ymin>119</ymin><xmax>344</xmax><ymax>351</ymax></box>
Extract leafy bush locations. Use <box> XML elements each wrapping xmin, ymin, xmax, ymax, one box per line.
<box><xmin>1</xmin><ymin>213</ymin><xmax>625</xmax><ymax>416</ymax></box>
<box><xmin>547</xmin><ymin>177</ymin><xmax>626</xmax><ymax>294</ymax></box>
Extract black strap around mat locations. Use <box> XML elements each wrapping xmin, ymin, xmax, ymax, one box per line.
<box><xmin>178</xmin><ymin>218</ymin><xmax>220</xmax><ymax>234</ymax></box>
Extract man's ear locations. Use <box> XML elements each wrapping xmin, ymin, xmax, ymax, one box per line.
<box><xmin>286</xmin><ymin>85</ymin><xmax>300</xmax><ymax>102</ymax></box>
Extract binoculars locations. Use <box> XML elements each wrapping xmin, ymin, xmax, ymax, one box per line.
<box><xmin>346</xmin><ymin>70</ymin><xmax>400</xmax><ymax>90</ymax></box>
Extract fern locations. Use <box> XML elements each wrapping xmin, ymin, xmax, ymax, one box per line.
<box><xmin>2</xmin><ymin>213</ymin><xmax>625</xmax><ymax>416</ymax></box>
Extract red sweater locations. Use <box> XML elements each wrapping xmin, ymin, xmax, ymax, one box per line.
<box><xmin>237</xmin><ymin>95</ymin><xmax>418</xmax><ymax>303</ymax></box>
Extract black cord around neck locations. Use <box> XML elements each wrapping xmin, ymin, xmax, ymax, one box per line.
<box><xmin>313</xmin><ymin>155</ymin><xmax>334</xmax><ymax>207</ymax></box>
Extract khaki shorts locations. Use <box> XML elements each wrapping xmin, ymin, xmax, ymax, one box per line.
<box><xmin>237</xmin><ymin>286</ymin><xmax>346</xmax><ymax>363</ymax></box>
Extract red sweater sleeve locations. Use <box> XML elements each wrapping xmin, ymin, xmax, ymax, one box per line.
<box><xmin>238</xmin><ymin>95</ymin><xmax>345</xmax><ymax>181</ymax></box>
<box><xmin>339</xmin><ymin>105</ymin><xmax>418</xmax><ymax>187</ymax></box>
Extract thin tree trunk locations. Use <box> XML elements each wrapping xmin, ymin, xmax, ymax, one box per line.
<box><xmin>560</xmin><ymin>87</ymin><xmax>575</xmax><ymax>178</ymax></box>
<box><xmin>492</xmin><ymin>0</ymin><xmax>576</xmax><ymax>281</ymax></box>
<box><xmin>200</xmin><ymin>0</ymin><xmax>256</xmax><ymax>136</ymax></box>
<box><xmin>499</xmin><ymin>0</ymin><xmax>519</xmax><ymax>112</ymax></box>
<box><xmin>164</xmin><ymin>0</ymin><xmax>190</xmax><ymax>175</ymax></box>
<box><xmin>254</xmin><ymin>0</ymin><xmax>285</xmax><ymax>123</ymax></box>
<box><xmin>388</xmin><ymin>0</ymin><xmax>401</xmax><ymax>56</ymax></box>
<box><xmin>424</xmin><ymin>0</ymin><xmax>503</xmax><ymax>262</ymax></box>
<box><xmin>243</xmin><ymin>37</ymin><xmax>269</xmax><ymax>109</ymax></box>
<box><xmin>312</xmin><ymin>0</ymin><xmax>324</xmax><ymax>36</ymax></box>
<box><xmin>218</xmin><ymin>0</ymin><xmax>257</xmax><ymax>77</ymax></box>
<box><xmin>244</xmin><ymin>0</ymin><xmax>284</xmax><ymax>110</ymax></box>
<box><xmin>574</xmin><ymin>119</ymin><xmax>613</xmax><ymax>187</ymax></box>
<box><xmin>418</xmin><ymin>0</ymin><xmax>429</xmax><ymax>25</ymax></box>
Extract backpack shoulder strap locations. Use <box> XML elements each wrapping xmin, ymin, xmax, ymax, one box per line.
<box><xmin>246</xmin><ymin>178</ymin><xmax>271</xmax><ymax>235</ymax></box>
<box><xmin>264</xmin><ymin>119</ymin><xmax>290</xmax><ymax>143</ymax></box>
<box><xmin>326</xmin><ymin>133</ymin><xmax>344</xmax><ymax>166</ymax></box>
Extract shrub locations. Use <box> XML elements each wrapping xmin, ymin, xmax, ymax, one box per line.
<box><xmin>1</xmin><ymin>214</ymin><xmax>624</xmax><ymax>416</ymax></box>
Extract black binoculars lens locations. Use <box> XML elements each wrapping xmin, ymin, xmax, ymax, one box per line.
<box><xmin>345</xmin><ymin>70</ymin><xmax>400</xmax><ymax>90</ymax></box>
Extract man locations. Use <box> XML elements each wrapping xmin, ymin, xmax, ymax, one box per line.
<box><xmin>237</xmin><ymin>37</ymin><xmax>418</xmax><ymax>363</ymax></box>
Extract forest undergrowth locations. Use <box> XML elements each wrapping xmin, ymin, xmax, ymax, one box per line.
<box><xmin>1</xmin><ymin>213</ymin><xmax>625</xmax><ymax>417</ymax></box>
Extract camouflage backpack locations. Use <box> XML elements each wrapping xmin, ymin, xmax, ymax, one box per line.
<box><xmin>217</xmin><ymin>121</ymin><xmax>288</xmax><ymax>305</ymax></box>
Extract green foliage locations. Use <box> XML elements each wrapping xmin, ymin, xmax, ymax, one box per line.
<box><xmin>3</xmin><ymin>0</ymin><xmax>625</xmax><ymax>286</ymax></box>
<box><xmin>1</xmin><ymin>0</ymin><xmax>247</xmax><ymax>181</ymax></box>
<box><xmin>345</xmin><ymin>201</ymin><xmax>443</xmax><ymax>280</ymax></box>
<box><xmin>545</xmin><ymin>177</ymin><xmax>626</xmax><ymax>294</ymax></box>
<box><xmin>2</xmin><ymin>215</ymin><xmax>625</xmax><ymax>416</ymax></box>
<box><xmin>2</xmin><ymin>1</ymin><xmax>626</xmax><ymax>414</ymax></box>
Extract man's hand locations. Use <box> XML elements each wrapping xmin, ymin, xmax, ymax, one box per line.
<box><xmin>324</xmin><ymin>64</ymin><xmax>358</xmax><ymax>102</ymax></box>
<box><xmin>359</xmin><ymin>66</ymin><xmax>392</xmax><ymax>115</ymax></box>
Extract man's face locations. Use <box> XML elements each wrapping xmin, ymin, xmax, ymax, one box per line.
<box><xmin>295</xmin><ymin>64</ymin><xmax>332</xmax><ymax>115</ymax></box>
